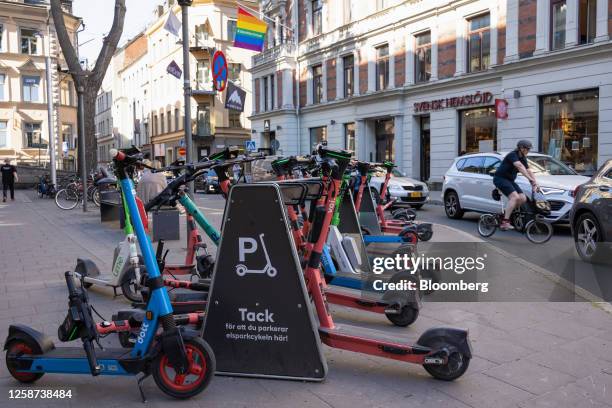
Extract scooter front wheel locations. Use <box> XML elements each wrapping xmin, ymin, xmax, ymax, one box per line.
<box><xmin>152</xmin><ymin>337</ymin><xmax>216</xmax><ymax>399</ymax></box>
<box><xmin>5</xmin><ymin>340</ymin><xmax>45</xmax><ymax>383</ymax></box>
<box><xmin>121</xmin><ymin>266</ymin><xmax>143</xmax><ymax>303</ymax></box>
<box><xmin>385</xmin><ymin>306</ymin><xmax>419</xmax><ymax>327</ymax></box>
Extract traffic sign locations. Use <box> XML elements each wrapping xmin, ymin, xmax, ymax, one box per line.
<box><xmin>178</xmin><ymin>147</ymin><xmax>186</xmax><ymax>156</ymax></box>
<box><xmin>212</xmin><ymin>50</ymin><xmax>228</xmax><ymax>92</ymax></box>
<box><xmin>245</xmin><ymin>140</ymin><xmax>256</xmax><ymax>151</ymax></box>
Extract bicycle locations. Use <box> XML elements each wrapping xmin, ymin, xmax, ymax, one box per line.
<box><xmin>477</xmin><ymin>188</ymin><xmax>553</xmax><ymax>244</ymax></box>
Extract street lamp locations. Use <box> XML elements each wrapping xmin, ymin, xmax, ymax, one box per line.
<box><xmin>36</xmin><ymin>23</ymin><xmax>57</xmax><ymax>187</ymax></box>
<box><xmin>178</xmin><ymin>0</ymin><xmax>194</xmax><ymax>194</ymax></box>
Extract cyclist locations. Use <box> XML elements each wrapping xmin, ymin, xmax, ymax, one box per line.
<box><xmin>493</xmin><ymin>140</ymin><xmax>539</xmax><ymax>230</ymax></box>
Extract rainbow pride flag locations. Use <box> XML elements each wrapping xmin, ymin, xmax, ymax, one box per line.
<box><xmin>234</xmin><ymin>7</ymin><xmax>267</xmax><ymax>52</ymax></box>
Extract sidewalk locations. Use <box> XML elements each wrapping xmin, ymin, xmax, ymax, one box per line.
<box><xmin>1</xmin><ymin>191</ymin><xmax>611</xmax><ymax>408</ymax></box>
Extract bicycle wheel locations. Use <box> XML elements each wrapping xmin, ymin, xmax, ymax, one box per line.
<box><xmin>55</xmin><ymin>188</ymin><xmax>79</xmax><ymax>210</ymax></box>
<box><xmin>91</xmin><ymin>187</ymin><xmax>100</xmax><ymax>207</ymax></box>
<box><xmin>477</xmin><ymin>214</ymin><xmax>498</xmax><ymax>238</ymax></box>
<box><xmin>525</xmin><ymin>219</ymin><xmax>553</xmax><ymax>244</ymax></box>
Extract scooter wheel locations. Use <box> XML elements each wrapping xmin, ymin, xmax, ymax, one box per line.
<box><xmin>121</xmin><ymin>266</ymin><xmax>144</xmax><ymax>303</ymax></box>
<box><xmin>152</xmin><ymin>337</ymin><xmax>216</xmax><ymax>399</ymax></box>
<box><xmin>5</xmin><ymin>340</ymin><xmax>44</xmax><ymax>383</ymax></box>
<box><xmin>421</xmin><ymin>340</ymin><xmax>470</xmax><ymax>381</ymax></box>
<box><xmin>385</xmin><ymin>306</ymin><xmax>419</xmax><ymax>327</ymax></box>
<box><xmin>418</xmin><ymin>230</ymin><xmax>433</xmax><ymax>242</ymax></box>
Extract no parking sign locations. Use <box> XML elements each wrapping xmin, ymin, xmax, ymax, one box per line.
<box><xmin>212</xmin><ymin>51</ymin><xmax>228</xmax><ymax>92</ymax></box>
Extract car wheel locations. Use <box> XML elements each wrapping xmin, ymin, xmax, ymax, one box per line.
<box><xmin>444</xmin><ymin>191</ymin><xmax>464</xmax><ymax>219</ymax></box>
<box><xmin>574</xmin><ymin>213</ymin><xmax>605</xmax><ymax>263</ymax></box>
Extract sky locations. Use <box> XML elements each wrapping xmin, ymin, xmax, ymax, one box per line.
<box><xmin>72</xmin><ymin>0</ymin><xmax>158</xmax><ymax>68</ymax></box>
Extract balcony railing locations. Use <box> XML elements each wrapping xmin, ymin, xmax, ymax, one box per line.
<box><xmin>190</xmin><ymin>34</ymin><xmax>215</xmax><ymax>51</ymax></box>
<box><xmin>193</xmin><ymin>77</ymin><xmax>215</xmax><ymax>94</ymax></box>
<box><xmin>253</xmin><ymin>42</ymin><xmax>296</xmax><ymax>66</ymax></box>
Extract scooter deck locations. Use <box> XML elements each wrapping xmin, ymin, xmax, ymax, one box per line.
<box><xmin>325</xmin><ymin>286</ymin><xmax>388</xmax><ymax>314</ymax></box>
<box><xmin>44</xmin><ymin>347</ymin><xmax>132</xmax><ymax>359</ymax></box>
<box><xmin>169</xmin><ymin>289</ymin><xmax>208</xmax><ymax>302</ymax></box>
<box><xmin>318</xmin><ymin>323</ymin><xmax>430</xmax><ymax>364</ymax></box>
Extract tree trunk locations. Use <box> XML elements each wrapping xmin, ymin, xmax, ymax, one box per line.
<box><xmin>83</xmin><ymin>87</ymin><xmax>98</xmax><ymax>174</ymax></box>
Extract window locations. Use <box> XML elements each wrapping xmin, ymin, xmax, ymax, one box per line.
<box><xmin>578</xmin><ymin>0</ymin><xmax>596</xmax><ymax>44</ymax></box>
<box><xmin>312</xmin><ymin>0</ymin><xmax>322</xmax><ymax>36</ymax></box>
<box><xmin>0</xmin><ymin>121</ymin><xmax>7</xmax><ymax>147</ymax></box>
<box><xmin>460</xmin><ymin>107</ymin><xmax>497</xmax><ymax>154</ymax></box>
<box><xmin>343</xmin><ymin>0</ymin><xmax>352</xmax><ymax>24</ymax></box>
<box><xmin>263</xmin><ymin>76</ymin><xmax>269</xmax><ymax>111</ymax></box>
<box><xmin>551</xmin><ymin>0</ymin><xmax>567</xmax><ymax>50</ymax></box>
<box><xmin>467</xmin><ymin>14</ymin><xmax>490</xmax><ymax>73</ymax></box>
<box><xmin>60</xmin><ymin>81</ymin><xmax>74</xmax><ymax>106</ymax></box>
<box><xmin>309</xmin><ymin>126</ymin><xmax>327</xmax><ymax>149</ymax></box>
<box><xmin>0</xmin><ymin>25</ymin><xmax>3</xmax><ymax>51</ymax></box>
<box><xmin>22</xmin><ymin>76</ymin><xmax>40</xmax><ymax>102</ymax></box>
<box><xmin>197</xmin><ymin>104</ymin><xmax>211</xmax><ymax>137</ymax></box>
<box><xmin>0</xmin><ymin>74</ymin><xmax>5</xmax><ymax>100</ymax></box>
<box><xmin>167</xmin><ymin>111</ymin><xmax>172</xmax><ymax>133</ymax></box>
<box><xmin>229</xmin><ymin>63</ymin><xmax>241</xmax><ymax>82</ymax></box>
<box><xmin>415</xmin><ymin>31</ymin><xmax>432</xmax><ymax>83</ymax></box>
<box><xmin>375</xmin><ymin>119</ymin><xmax>394</xmax><ymax>162</ymax></box>
<box><xmin>459</xmin><ymin>157</ymin><xmax>485</xmax><ymax>173</ymax></box>
<box><xmin>270</xmin><ymin>74</ymin><xmax>275</xmax><ymax>110</ymax></box>
<box><xmin>344</xmin><ymin>123</ymin><xmax>355</xmax><ymax>152</ymax></box>
<box><xmin>175</xmin><ymin>108</ymin><xmax>180</xmax><ymax>131</ymax></box>
<box><xmin>153</xmin><ymin>115</ymin><xmax>158</xmax><ymax>136</ymax></box>
<box><xmin>62</xmin><ymin>124</ymin><xmax>73</xmax><ymax>150</ymax></box>
<box><xmin>20</xmin><ymin>28</ymin><xmax>38</xmax><ymax>55</ymax></box>
<box><xmin>24</xmin><ymin>122</ymin><xmax>44</xmax><ymax>148</ymax></box>
<box><xmin>227</xmin><ymin>20</ymin><xmax>237</xmax><ymax>42</ymax></box>
<box><xmin>160</xmin><ymin>113</ymin><xmax>165</xmax><ymax>134</ymax></box>
<box><xmin>376</xmin><ymin>44</ymin><xmax>389</xmax><ymax>91</ymax></box>
<box><xmin>343</xmin><ymin>55</ymin><xmax>354</xmax><ymax>98</ymax></box>
<box><xmin>196</xmin><ymin>60</ymin><xmax>211</xmax><ymax>90</ymax></box>
<box><xmin>312</xmin><ymin>65</ymin><xmax>323</xmax><ymax>104</ymax></box>
<box><xmin>482</xmin><ymin>157</ymin><xmax>501</xmax><ymax>175</ymax></box>
<box><xmin>229</xmin><ymin>111</ymin><xmax>241</xmax><ymax>128</ymax></box>
<box><xmin>376</xmin><ymin>0</ymin><xmax>389</xmax><ymax>11</ymax></box>
<box><xmin>541</xmin><ymin>89</ymin><xmax>599</xmax><ymax>174</ymax></box>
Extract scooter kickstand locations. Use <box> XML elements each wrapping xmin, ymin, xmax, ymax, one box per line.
<box><xmin>137</xmin><ymin>373</ymin><xmax>150</xmax><ymax>403</ymax></box>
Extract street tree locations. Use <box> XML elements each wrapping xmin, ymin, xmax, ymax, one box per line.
<box><xmin>50</xmin><ymin>0</ymin><xmax>126</xmax><ymax>172</ymax></box>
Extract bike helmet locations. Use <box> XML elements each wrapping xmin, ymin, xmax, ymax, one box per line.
<box><xmin>517</xmin><ymin>140</ymin><xmax>533</xmax><ymax>150</ymax></box>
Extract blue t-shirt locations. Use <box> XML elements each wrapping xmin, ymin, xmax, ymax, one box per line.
<box><xmin>495</xmin><ymin>151</ymin><xmax>528</xmax><ymax>181</ymax></box>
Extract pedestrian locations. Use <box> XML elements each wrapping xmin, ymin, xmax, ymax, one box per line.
<box><xmin>1</xmin><ymin>158</ymin><xmax>18</xmax><ymax>202</ymax></box>
<box><xmin>136</xmin><ymin>159</ymin><xmax>167</xmax><ymax>207</ymax></box>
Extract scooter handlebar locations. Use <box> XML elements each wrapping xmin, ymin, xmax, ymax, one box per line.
<box><xmin>83</xmin><ymin>338</ymin><xmax>100</xmax><ymax>376</ymax></box>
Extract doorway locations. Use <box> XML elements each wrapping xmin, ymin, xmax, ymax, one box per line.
<box><xmin>419</xmin><ymin>115</ymin><xmax>430</xmax><ymax>182</ymax></box>
<box><xmin>375</xmin><ymin>118</ymin><xmax>394</xmax><ymax>162</ymax></box>
<box><xmin>263</xmin><ymin>131</ymin><xmax>276</xmax><ymax>154</ymax></box>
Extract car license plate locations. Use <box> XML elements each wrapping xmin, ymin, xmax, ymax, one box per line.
<box><xmin>409</xmin><ymin>192</ymin><xmax>422</xmax><ymax>198</ymax></box>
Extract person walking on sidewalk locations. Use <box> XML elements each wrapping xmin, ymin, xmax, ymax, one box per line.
<box><xmin>493</xmin><ymin>140</ymin><xmax>539</xmax><ymax>230</ymax></box>
<box><xmin>1</xmin><ymin>159</ymin><xmax>18</xmax><ymax>202</ymax></box>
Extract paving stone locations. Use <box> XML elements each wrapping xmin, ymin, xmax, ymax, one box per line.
<box><xmin>518</xmin><ymin>383</ymin><xmax>612</xmax><ymax>408</ymax></box>
<box><xmin>484</xmin><ymin>359</ymin><xmax>576</xmax><ymax>395</ymax></box>
<box><xmin>527</xmin><ymin>348</ymin><xmax>612</xmax><ymax>378</ymax></box>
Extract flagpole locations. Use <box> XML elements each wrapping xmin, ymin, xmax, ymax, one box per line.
<box><xmin>236</xmin><ymin>1</ymin><xmax>295</xmax><ymax>33</ymax></box>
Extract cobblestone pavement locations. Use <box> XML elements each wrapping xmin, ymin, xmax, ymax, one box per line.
<box><xmin>0</xmin><ymin>191</ymin><xmax>611</xmax><ymax>408</ymax></box>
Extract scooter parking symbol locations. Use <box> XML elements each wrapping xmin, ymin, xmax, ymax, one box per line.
<box><xmin>236</xmin><ymin>234</ymin><xmax>278</xmax><ymax>277</ymax></box>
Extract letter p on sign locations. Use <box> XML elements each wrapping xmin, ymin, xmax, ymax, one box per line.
<box><xmin>238</xmin><ymin>237</ymin><xmax>258</xmax><ymax>262</ymax></box>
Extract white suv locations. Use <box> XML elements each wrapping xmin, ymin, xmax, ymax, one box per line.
<box><xmin>442</xmin><ymin>152</ymin><xmax>589</xmax><ymax>224</ymax></box>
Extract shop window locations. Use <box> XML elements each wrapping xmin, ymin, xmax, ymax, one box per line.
<box><xmin>376</xmin><ymin>44</ymin><xmax>389</xmax><ymax>91</ymax></box>
<box><xmin>467</xmin><ymin>14</ymin><xmax>490</xmax><ymax>73</ymax></box>
<box><xmin>541</xmin><ymin>89</ymin><xmax>599</xmax><ymax>174</ymax></box>
<box><xmin>312</xmin><ymin>64</ymin><xmax>322</xmax><ymax>104</ymax></box>
<box><xmin>375</xmin><ymin>118</ymin><xmax>394</xmax><ymax>162</ymax></box>
<box><xmin>551</xmin><ymin>0</ymin><xmax>567</xmax><ymax>50</ymax></box>
<box><xmin>312</xmin><ymin>0</ymin><xmax>322</xmax><ymax>36</ymax></box>
<box><xmin>578</xmin><ymin>0</ymin><xmax>596</xmax><ymax>44</ymax></box>
<box><xmin>344</xmin><ymin>123</ymin><xmax>355</xmax><ymax>152</ymax></box>
<box><xmin>343</xmin><ymin>55</ymin><xmax>354</xmax><ymax>98</ymax></box>
<box><xmin>309</xmin><ymin>126</ymin><xmax>327</xmax><ymax>150</ymax></box>
<box><xmin>20</xmin><ymin>28</ymin><xmax>38</xmax><ymax>55</ymax></box>
<box><xmin>459</xmin><ymin>107</ymin><xmax>497</xmax><ymax>154</ymax></box>
<box><xmin>415</xmin><ymin>31</ymin><xmax>432</xmax><ymax>83</ymax></box>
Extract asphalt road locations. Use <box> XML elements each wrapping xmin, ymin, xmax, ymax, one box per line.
<box><xmin>193</xmin><ymin>192</ymin><xmax>611</xmax><ymax>301</ymax></box>
<box><xmin>415</xmin><ymin>203</ymin><xmax>612</xmax><ymax>302</ymax></box>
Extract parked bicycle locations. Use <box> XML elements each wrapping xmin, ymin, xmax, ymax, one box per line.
<box><xmin>477</xmin><ymin>188</ymin><xmax>553</xmax><ymax>244</ymax></box>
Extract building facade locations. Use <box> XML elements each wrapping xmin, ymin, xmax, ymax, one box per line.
<box><xmin>0</xmin><ymin>0</ymin><xmax>79</xmax><ymax>170</ymax></box>
<box><xmin>250</xmin><ymin>0</ymin><xmax>612</xmax><ymax>185</ymax></box>
<box><xmin>95</xmin><ymin>65</ymin><xmax>113</xmax><ymax>164</ymax></box>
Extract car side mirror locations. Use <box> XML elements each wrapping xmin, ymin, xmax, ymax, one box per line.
<box><xmin>488</xmin><ymin>169</ymin><xmax>496</xmax><ymax>177</ymax></box>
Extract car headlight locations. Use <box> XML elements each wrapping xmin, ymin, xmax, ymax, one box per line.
<box><xmin>539</xmin><ymin>187</ymin><xmax>565</xmax><ymax>195</ymax></box>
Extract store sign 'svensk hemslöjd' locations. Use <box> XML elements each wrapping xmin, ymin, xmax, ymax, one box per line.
<box><xmin>414</xmin><ymin>91</ymin><xmax>494</xmax><ymax>113</ymax></box>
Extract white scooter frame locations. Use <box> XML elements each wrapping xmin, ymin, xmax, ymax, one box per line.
<box><xmin>235</xmin><ymin>233</ymin><xmax>278</xmax><ymax>277</ymax></box>
<box><xmin>326</xmin><ymin>225</ymin><xmax>363</xmax><ymax>275</ymax></box>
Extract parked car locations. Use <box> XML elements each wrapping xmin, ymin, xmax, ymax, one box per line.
<box><xmin>442</xmin><ymin>152</ymin><xmax>589</xmax><ymax>224</ymax></box>
<box><xmin>194</xmin><ymin>169</ymin><xmax>221</xmax><ymax>194</ymax></box>
<box><xmin>570</xmin><ymin>159</ymin><xmax>612</xmax><ymax>263</ymax></box>
<box><xmin>369</xmin><ymin>168</ymin><xmax>430</xmax><ymax>209</ymax></box>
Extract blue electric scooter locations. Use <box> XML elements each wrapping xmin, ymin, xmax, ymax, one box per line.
<box><xmin>4</xmin><ymin>148</ymin><xmax>216</xmax><ymax>402</ymax></box>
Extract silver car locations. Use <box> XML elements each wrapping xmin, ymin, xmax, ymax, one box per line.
<box><xmin>442</xmin><ymin>152</ymin><xmax>589</xmax><ymax>224</ymax></box>
<box><xmin>369</xmin><ymin>168</ymin><xmax>430</xmax><ymax>209</ymax></box>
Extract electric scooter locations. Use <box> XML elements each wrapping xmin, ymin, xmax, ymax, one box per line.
<box><xmin>305</xmin><ymin>145</ymin><xmax>471</xmax><ymax>380</ymax></box>
<box><xmin>4</xmin><ymin>148</ymin><xmax>216</xmax><ymax>401</ymax></box>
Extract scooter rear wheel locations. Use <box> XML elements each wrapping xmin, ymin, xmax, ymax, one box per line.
<box><xmin>421</xmin><ymin>340</ymin><xmax>470</xmax><ymax>381</ymax></box>
<box><xmin>5</xmin><ymin>340</ymin><xmax>44</xmax><ymax>383</ymax></box>
<box><xmin>385</xmin><ymin>306</ymin><xmax>419</xmax><ymax>327</ymax></box>
<box><xmin>152</xmin><ymin>337</ymin><xmax>215</xmax><ymax>399</ymax></box>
